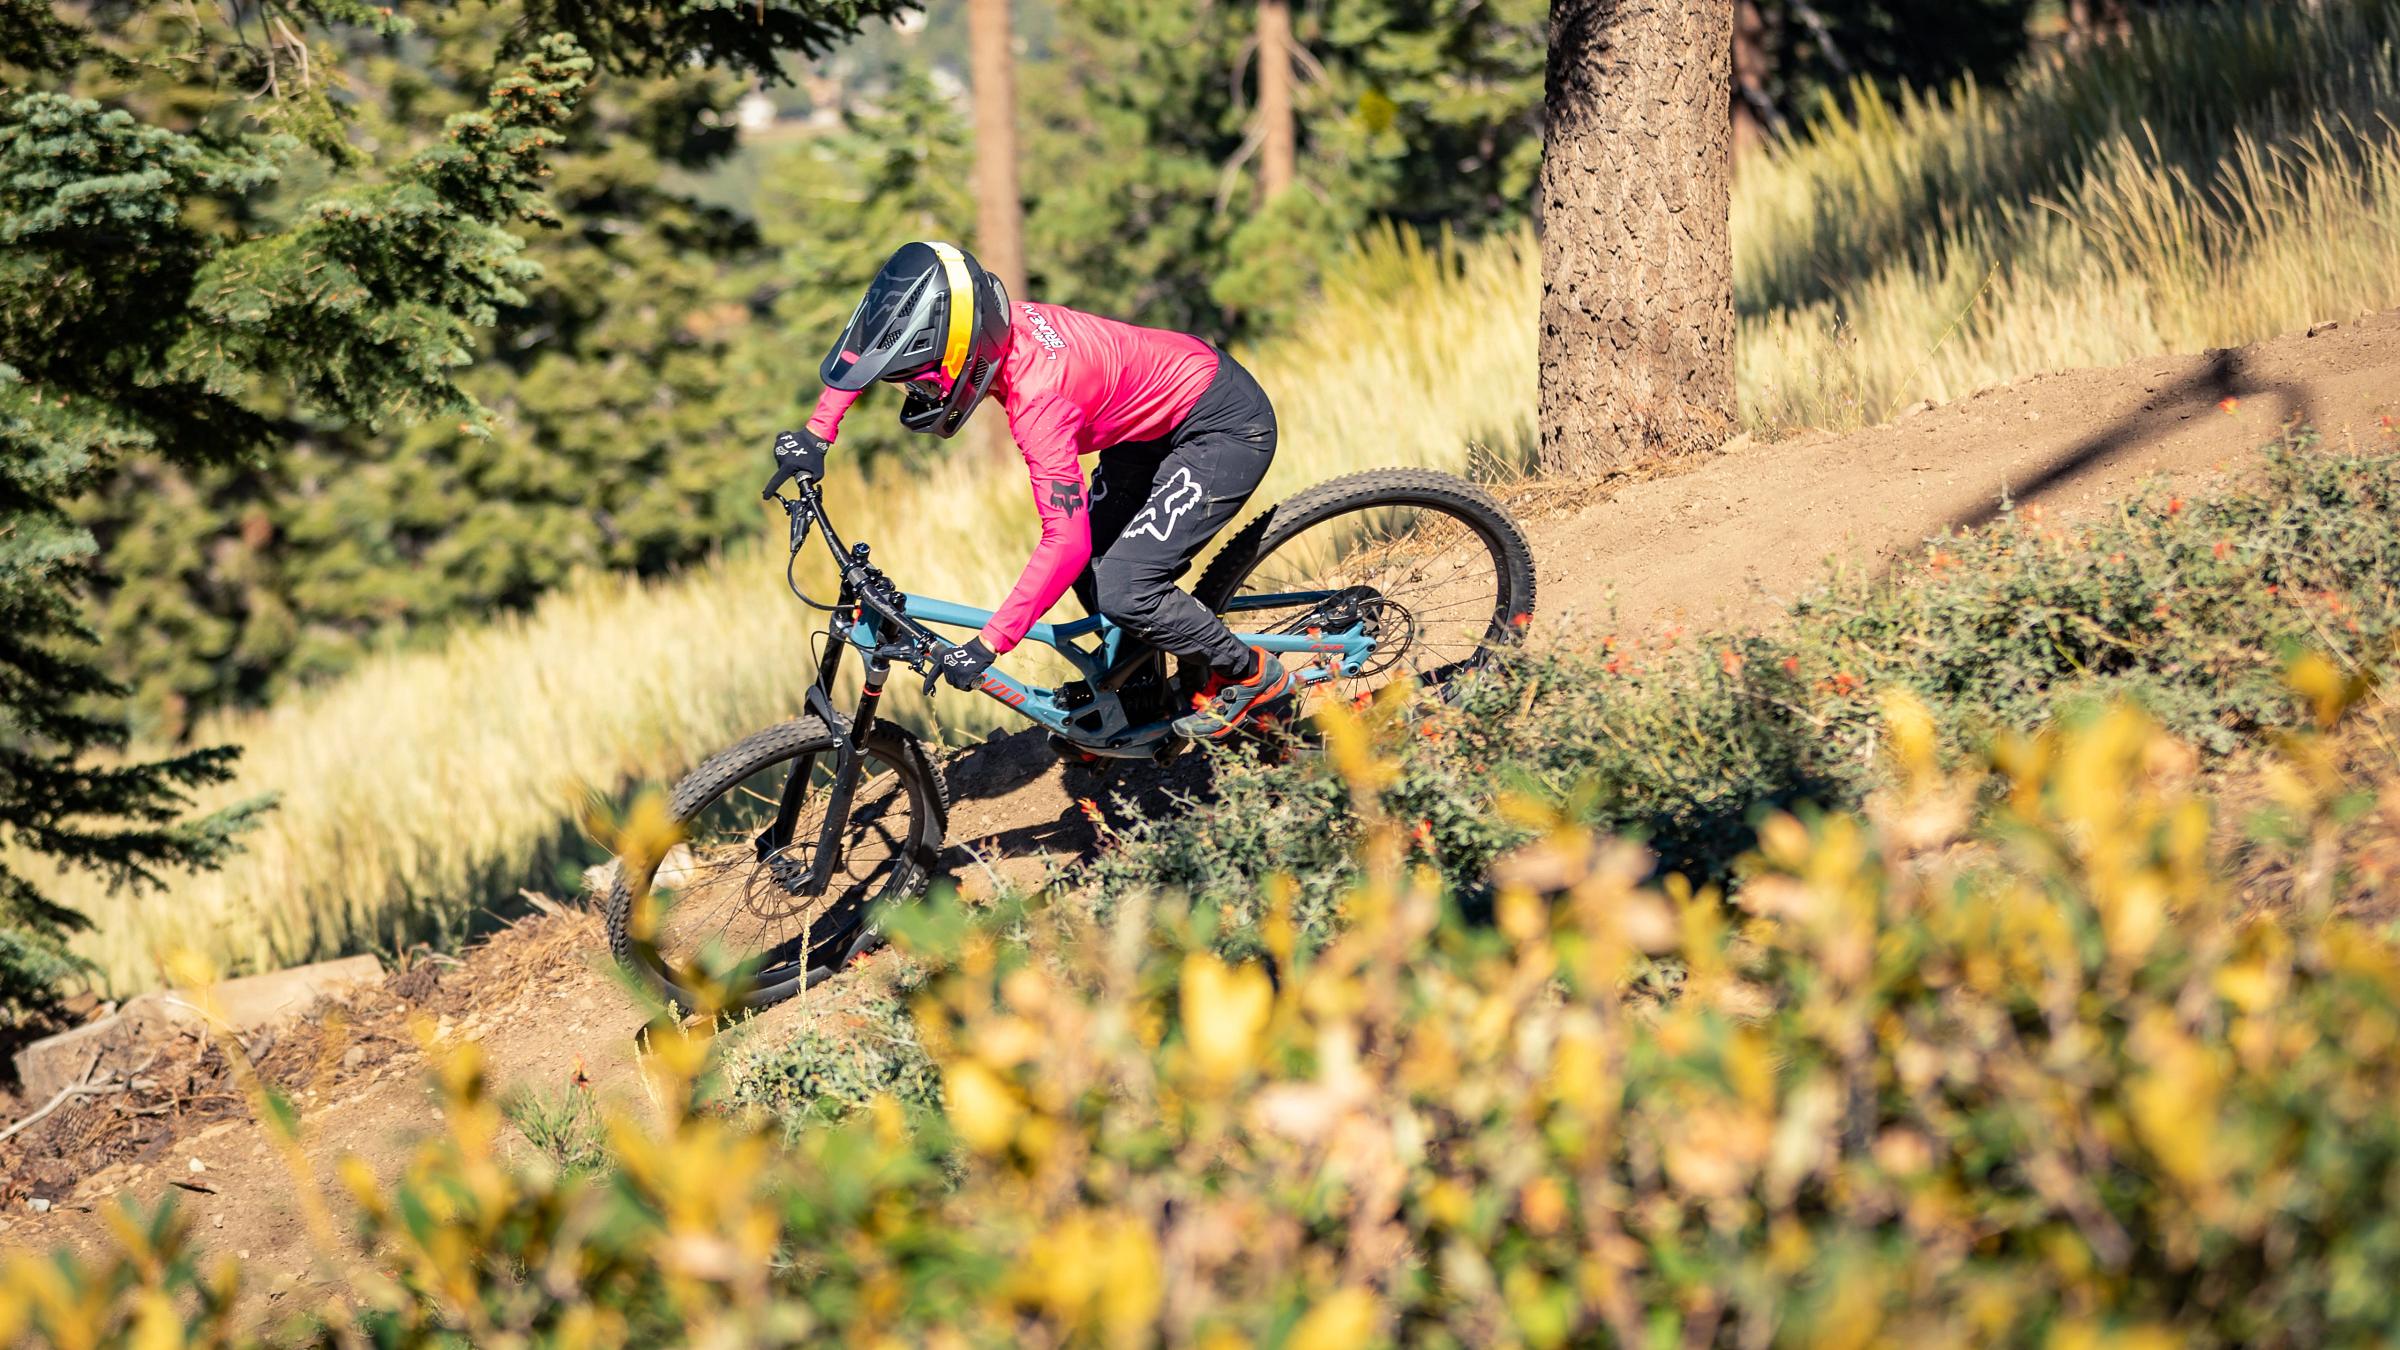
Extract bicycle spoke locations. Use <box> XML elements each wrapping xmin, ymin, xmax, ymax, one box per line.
<box><xmin>1222</xmin><ymin>495</ymin><xmax>1517</xmax><ymax>709</ymax></box>
<box><xmin>634</xmin><ymin>739</ymin><xmax>925</xmax><ymax>995</ymax></box>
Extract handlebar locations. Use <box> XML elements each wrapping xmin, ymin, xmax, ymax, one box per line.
<box><xmin>771</xmin><ymin>477</ymin><xmax>946</xmax><ymax>676</ymax></box>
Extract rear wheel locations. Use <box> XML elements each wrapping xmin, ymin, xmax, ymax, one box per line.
<box><xmin>604</xmin><ymin>718</ymin><xmax>947</xmax><ymax>1014</ymax></box>
<box><xmin>1193</xmin><ymin>468</ymin><xmax>1536</xmax><ymax>709</ymax></box>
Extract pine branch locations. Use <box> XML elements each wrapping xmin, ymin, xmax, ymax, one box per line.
<box><xmin>169</xmin><ymin>36</ymin><xmax>597</xmax><ymax>430</ymax></box>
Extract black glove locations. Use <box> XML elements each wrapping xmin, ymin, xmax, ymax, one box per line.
<box><xmin>762</xmin><ymin>427</ymin><xmax>830</xmax><ymax>498</ymax></box>
<box><xmin>936</xmin><ymin>638</ymin><xmax>998</xmax><ymax>692</ymax></box>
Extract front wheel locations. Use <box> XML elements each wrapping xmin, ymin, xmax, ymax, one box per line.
<box><xmin>604</xmin><ymin>717</ymin><xmax>948</xmax><ymax>1014</ymax></box>
<box><xmin>1193</xmin><ymin>468</ymin><xmax>1537</xmax><ymax>709</ymax></box>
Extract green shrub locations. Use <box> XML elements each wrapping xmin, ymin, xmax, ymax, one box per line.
<box><xmin>1085</xmin><ymin>436</ymin><xmax>2400</xmax><ymax>926</ymax></box>
<box><xmin>719</xmin><ymin>989</ymin><xmax>943</xmax><ymax>1136</ymax></box>
<box><xmin>15</xmin><ymin>439</ymin><xmax>2400</xmax><ymax>1346</ymax></box>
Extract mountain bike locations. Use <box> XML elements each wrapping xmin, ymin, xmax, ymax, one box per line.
<box><xmin>605</xmin><ymin>437</ymin><xmax>1537</xmax><ymax>1012</ymax></box>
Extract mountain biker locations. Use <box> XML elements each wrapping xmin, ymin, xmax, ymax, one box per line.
<box><xmin>780</xmin><ymin>241</ymin><xmax>1290</xmax><ymax>741</ymax></box>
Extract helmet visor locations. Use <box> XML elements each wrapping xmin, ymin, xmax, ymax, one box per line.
<box><xmin>821</xmin><ymin>244</ymin><xmax>955</xmax><ymax>391</ymax></box>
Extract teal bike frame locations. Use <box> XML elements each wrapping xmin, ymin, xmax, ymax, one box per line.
<box><xmin>755</xmin><ymin>465</ymin><xmax>1376</xmax><ymax>918</ymax></box>
<box><xmin>843</xmin><ymin>590</ymin><xmax>1372</xmax><ymax>760</ymax></box>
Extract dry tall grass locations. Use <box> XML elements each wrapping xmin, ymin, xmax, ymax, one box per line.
<box><xmin>46</xmin><ymin>0</ymin><xmax>2400</xmax><ymax>989</ymax></box>
<box><xmin>1737</xmin><ymin>0</ymin><xmax>2400</xmax><ymax>429</ymax></box>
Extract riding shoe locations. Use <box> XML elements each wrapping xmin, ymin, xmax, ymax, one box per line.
<box><xmin>1172</xmin><ymin>647</ymin><xmax>1292</xmax><ymax>741</ymax></box>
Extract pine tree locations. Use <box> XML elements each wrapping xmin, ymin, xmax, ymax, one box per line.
<box><xmin>1018</xmin><ymin>0</ymin><xmax>1252</xmax><ymax>335</ymax></box>
<box><xmin>754</xmin><ymin>69</ymin><xmax>981</xmax><ymax>465</ymax></box>
<box><xmin>1312</xmin><ymin>0</ymin><xmax>1548</xmax><ymax>229</ymax></box>
<box><xmin>967</xmin><ymin>0</ymin><xmax>1028</xmax><ymax>301</ymax></box>
<box><xmin>1256</xmin><ymin>0</ymin><xmax>1298</xmax><ymax>201</ymax></box>
<box><xmin>2</xmin><ymin>1</ymin><xmax>910</xmax><ymax>1015</ymax></box>
<box><xmin>1023</xmin><ymin>0</ymin><xmax>1546</xmax><ymax>335</ymax></box>
<box><xmin>69</xmin><ymin>1</ymin><xmax>916</xmax><ymax>737</ymax></box>
<box><xmin>966</xmin><ymin>0</ymin><xmax>1028</xmax><ymax>462</ymax></box>
<box><xmin>0</xmin><ymin>17</ymin><xmax>594</xmax><ymax>1017</ymax></box>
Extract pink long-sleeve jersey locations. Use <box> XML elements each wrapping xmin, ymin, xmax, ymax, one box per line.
<box><xmin>807</xmin><ymin>302</ymin><xmax>1219</xmax><ymax>654</ymax></box>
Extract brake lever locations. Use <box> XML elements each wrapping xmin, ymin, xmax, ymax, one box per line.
<box><xmin>916</xmin><ymin>635</ymin><xmax>950</xmax><ymax>698</ymax></box>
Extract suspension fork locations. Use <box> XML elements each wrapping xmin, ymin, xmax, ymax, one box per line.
<box><xmin>758</xmin><ymin>585</ymin><xmax>856</xmax><ymax>873</ymax></box>
<box><xmin>798</xmin><ymin>654</ymin><xmax>888</xmax><ymax>895</ymax></box>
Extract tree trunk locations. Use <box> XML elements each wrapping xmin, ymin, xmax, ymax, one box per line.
<box><xmin>2065</xmin><ymin>0</ymin><xmax>2134</xmax><ymax>47</ymax></box>
<box><xmin>967</xmin><ymin>0</ymin><xmax>1027</xmax><ymax>303</ymax></box>
<box><xmin>1257</xmin><ymin>0</ymin><xmax>1296</xmax><ymax>201</ymax></box>
<box><xmin>1538</xmin><ymin>0</ymin><xmax>1737</xmax><ymax>476</ymax></box>
<box><xmin>966</xmin><ymin>0</ymin><xmax>1025</xmax><ymax>460</ymax></box>
<box><xmin>1731</xmin><ymin>0</ymin><xmax>1777</xmax><ymax>161</ymax></box>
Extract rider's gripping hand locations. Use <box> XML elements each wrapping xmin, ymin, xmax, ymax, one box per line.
<box><xmin>936</xmin><ymin>638</ymin><xmax>998</xmax><ymax>692</ymax></box>
<box><xmin>762</xmin><ymin>427</ymin><xmax>831</xmax><ymax>497</ymax></box>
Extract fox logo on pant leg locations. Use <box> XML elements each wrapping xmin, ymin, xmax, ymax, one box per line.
<box><xmin>1125</xmin><ymin>467</ymin><xmax>1204</xmax><ymax>543</ymax></box>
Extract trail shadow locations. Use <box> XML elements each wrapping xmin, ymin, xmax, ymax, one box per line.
<box><xmin>938</xmin><ymin>726</ymin><xmax>1220</xmax><ymax>886</ymax></box>
<box><xmin>940</xmin><ymin>726</ymin><xmax>1062</xmax><ymax>803</ymax></box>
<box><xmin>1938</xmin><ymin>347</ymin><xmax>2318</xmax><ymax>537</ymax></box>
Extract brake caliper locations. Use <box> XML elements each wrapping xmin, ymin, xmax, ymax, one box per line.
<box><xmin>1292</xmin><ymin>585</ymin><xmax>1380</xmax><ymax>637</ymax></box>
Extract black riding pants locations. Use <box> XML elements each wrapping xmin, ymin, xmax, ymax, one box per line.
<box><xmin>1072</xmin><ymin>350</ymin><xmax>1277</xmax><ymax>678</ymax></box>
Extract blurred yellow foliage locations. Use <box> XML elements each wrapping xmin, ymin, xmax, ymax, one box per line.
<box><xmin>1181</xmin><ymin>953</ymin><xmax>1274</xmax><ymax>1085</ymax></box>
<box><xmin>10</xmin><ymin>659</ymin><xmax>2400</xmax><ymax>1345</ymax></box>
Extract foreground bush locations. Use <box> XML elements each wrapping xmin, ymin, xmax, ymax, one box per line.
<box><xmin>1082</xmin><ymin>437</ymin><xmax>2400</xmax><ymax>930</ymax></box>
<box><xmin>7</xmin><ymin>658</ymin><xmax>2399</xmax><ymax>1344</ymax></box>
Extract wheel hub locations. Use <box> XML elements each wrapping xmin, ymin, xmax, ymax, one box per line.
<box><xmin>764</xmin><ymin>850</ymin><xmax>811</xmax><ymax>896</ymax></box>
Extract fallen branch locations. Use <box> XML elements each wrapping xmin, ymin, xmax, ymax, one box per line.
<box><xmin>0</xmin><ymin>1082</ymin><xmax>130</xmax><ymax>1144</ymax></box>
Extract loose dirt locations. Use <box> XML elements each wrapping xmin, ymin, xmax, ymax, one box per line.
<box><xmin>4</xmin><ymin>310</ymin><xmax>2395</xmax><ymax>1308</ymax></box>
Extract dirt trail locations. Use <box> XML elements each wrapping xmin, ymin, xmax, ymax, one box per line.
<box><xmin>4</xmin><ymin>311</ymin><xmax>2396</xmax><ymax>1300</ymax></box>
<box><xmin>1523</xmin><ymin>310</ymin><xmax>2399</xmax><ymax>639</ymax></box>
